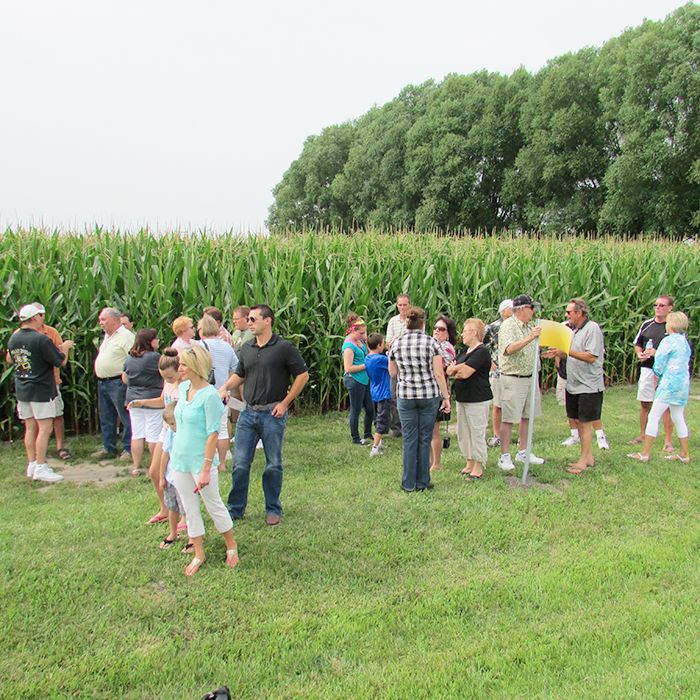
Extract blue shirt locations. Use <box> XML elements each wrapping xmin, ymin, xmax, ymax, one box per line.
<box><xmin>170</xmin><ymin>381</ymin><xmax>225</xmax><ymax>473</ymax></box>
<box><xmin>365</xmin><ymin>353</ymin><xmax>391</xmax><ymax>402</ymax></box>
<box><xmin>342</xmin><ymin>338</ymin><xmax>369</xmax><ymax>385</ymax></box>
<box><xmin>653</xmin><ymin>333</ymin><xmax>691</xmax><ymax>406</ymax></box>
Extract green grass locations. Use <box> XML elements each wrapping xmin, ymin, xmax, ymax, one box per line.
<box><xmin>1</xmin><ymin>384</ymin><xmax>699</xmax><ymax>699</ymax></box>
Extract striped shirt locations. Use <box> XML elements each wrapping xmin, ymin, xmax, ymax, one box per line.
<box><xmin>388</xmin><ymin>330</ymin><xmax>442</xmax><ymax>400</ymax></box>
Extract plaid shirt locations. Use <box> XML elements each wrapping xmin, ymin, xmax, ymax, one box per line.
<box><xmin>484</xmin><ymin>317</ymin><xmax>502</xmax><ymax>371</ymax></box>
<box><xmin>388</xmin><ymin>330</ymin><xmax>442</xmax><ymax>399</ymax></box>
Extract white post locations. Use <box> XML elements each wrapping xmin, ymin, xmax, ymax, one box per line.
<box><xmin>521</xmin><ymin>337</ymin><xmax>540</xmax><ymax>485</ymax></box>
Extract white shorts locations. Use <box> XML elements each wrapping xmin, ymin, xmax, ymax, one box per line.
<box><xmin>130</xmin><ymin>407</ymin><xmax>164</xmax><ymax>442</ymax></box>
<box><xmin>17</xmin><ymin>396</ymin><xmax>62</xmax><ymax>420</ymax></box>
<box><xmin>218</xmin><ymin>409</ymin><xmax>229</xmax><ymax>441</ymax></box>
<box><xmin>637</xmin><ymin>367</ymin><xmax>657</xmax><ymax>403</ymax></box>
<box><xmin>490</xmin><ymin>374</ymin><xmax>502</xmax><ymax>408</ymax></box>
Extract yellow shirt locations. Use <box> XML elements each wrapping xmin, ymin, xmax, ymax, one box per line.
<box><xmin>94</xmin><ymin>326</ymin><xmax>135</xmax><ymax>378</ymax></box>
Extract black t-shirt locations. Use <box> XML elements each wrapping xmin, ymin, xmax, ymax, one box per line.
<box><xmin>235</xmin><ymin>334</ymin><xmax>308</xmax><ymax>406</ymax></box>
<box><xmin>634</xmin><ymin>320</ymin><xmax>668</xmax><ymax>369</ymax></box>
<box><xmin>8</xmin><ymin>328</ymin><xmax>64</xmax><ymax>402</ymax></box>
<box><xmin>454</xmin><ymin>345</ymin><xmax>493</xmax><ymax>403</ymax></box>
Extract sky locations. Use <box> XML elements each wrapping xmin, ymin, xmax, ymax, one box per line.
<box><xmin>0</xmin><ymin>0</ymin><xmax>689</xmax><ymax>233</ymax></box>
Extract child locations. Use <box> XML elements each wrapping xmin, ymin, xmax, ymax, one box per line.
<box><xmin>158</xmin><ymin>401</ymin><xmax>190</xmax><ymax>550</ymax></box>
<box><xmin>364</xmin><ymin>333</ymin><xmax>392</xmax><ymax>457</ymax></box>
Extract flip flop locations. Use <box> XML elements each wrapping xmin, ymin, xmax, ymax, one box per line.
<box><xmin>176</xmin><ymin>520</ymin><xmax>188</xmax><ymax>532</ymax></box>
<box><xmin>465</xmin><ymin>473</ymin><xmax>483</xmax><ymax>480</ymax></box>
<box><xmin>626</xmin><ymin>452</ymin><xmax>650</xmax><ymax>463</ymax></box>
<box><xmin>225</xmin><ymin>547</ymin><xmax>239</xmax><ymax>570</ymax></box>
<box><xmin>627</xmin><ymin>438</ymin><xmax>643</xmax><ymax>445</ymax></box>
<box><xmin>185</xmin><ymin>557</ymin><xmax>205</xmax><ymax>576</ymax></box>
<box><xmin>57</xmin><ymin>448</ymin><xmax>72</xmax><ymax>460</ymax></box>
<box><xmin>181</xmin><ymin>542</ymin><xmax>195</xmax><ymax>555</ymax></box>
<box><xmin>147</xmin><ymin>513</ymin><xmax>168</xmax><ymax>525</ymax></box>
<box><xmin>663</xmin><ymin>444</ymin><xmax>675</xmax><ymax>453</ymax></box>
<box><xmin>664</xmin><ymin>454</ymin><xmax>690</xmax><ymax>463</ymax></box>
<box><xmin>160</xmin><ymin>536</ymin><xmax>178</xmax><ymax>550</ymax></box>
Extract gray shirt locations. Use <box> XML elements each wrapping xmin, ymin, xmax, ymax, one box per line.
<box><xmin>566</xmin><ymin>320</ymin><xmax>605</xmax><ymax>394</ymax></box>
<box><xmin>123</xmin><ymin>352</ymin><xmax>164</xmax><ymax>405</ymax></box>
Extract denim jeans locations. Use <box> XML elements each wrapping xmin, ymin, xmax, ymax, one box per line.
<box><xmin>228</xmin><ymin>407</ymin><xmax>287</xmax><ymax>518</ymax></box>
<box><xmin>343</xmin><ymin>374</ymin><xmax>374</xmax><ymax>442</ymax></box>
<box><xmin>97</xmin><ymin>377</ymin><xmax>131</xmax><ymax>454</ymax></box>
<box><xmin>397</xmin><ymin>396</ymin><xmax>440</xmax><ymax>490</ymax></box>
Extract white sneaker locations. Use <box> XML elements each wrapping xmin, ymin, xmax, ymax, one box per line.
<box><xmin>26</xmin><ymin>461</ymin><xmax>37</xmax><ymax>478</ymax></box>
<box><xmin>487</xmin><ymin>436</ymin><xmax>501</xmax><ymax>448</ymax></box>
<box><xmin>32</xmin><ymin>463</ymin><xmax>64</xmax><ymax>483</ymax></box>
<box><xmin>516</xmin><ymin>450</ymin><xmax>545</xmax><ymax>465</ymax></box>
<box><xmin>597</xmin><ymin>434</ymin><xmax>610</xmax><ymax>450</ymax></box>
<box><xmin>497</xmin><ymin>453</ymin><xmax>515</xmax><ymax>471</ymax></box>
<box><xmin>370</xmin><ymin>446</ymin><xmax>381</xmax><ymax>457</ymax></box>
<box><xmin>256</xmin><ymin>439</ymin><xmax>264</xmax><ymax>450</ymax></box>
<box><xmin>377</xmin><ymin>439</ymin><xmax>384</xmax><ymax>450</ymax></box>
<box><xmin>561</xmin><ymin>435</ymin><xmax>580</xmax><ymax>446</ymax></box>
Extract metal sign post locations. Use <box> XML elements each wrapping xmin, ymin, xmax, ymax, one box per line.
<box><xmin>521</xmin><ymin>337</ymin><xmax>540</xmax><ymax>486</ymax></box>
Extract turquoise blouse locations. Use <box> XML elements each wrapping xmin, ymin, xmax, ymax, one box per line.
<box><xmin>653</xmin><ymin>333</ymin><xmax>691</xmax><ymax>406</ymax></box>
<box><xmin>170</xmin><ymin>381</ymin><xmax>225</xmax><ymax>473</ymax></box>
<box><xmin>342</xmin><ymin>338</ymin><xmax>369</xmax><ymax>385</ymax></box>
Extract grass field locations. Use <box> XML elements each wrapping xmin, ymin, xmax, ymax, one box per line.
<box><xmin>1</xmin><ymin>384</ymin><xmax>699</xmax><ymax>699</ymax></box>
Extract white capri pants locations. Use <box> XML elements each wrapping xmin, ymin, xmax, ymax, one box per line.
<box><xmin>645</xmin><ymin>400</ymin><xmax>688</xmax><ymax>439</ymax></box>
<box><xmin>171</xmin><ymin>467</ymin><xmax>233</xmax><ymax>538</ymax></box>
<box><xmin>456</xmin><ymin>400</ymin><xmax>490</xmax><ymax>464</ymax></box>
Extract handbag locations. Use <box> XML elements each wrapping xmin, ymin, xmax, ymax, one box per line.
<box><xmin>200</xmin><ymin>340</ymin><xmax>217</xmax><ymax>385</ymax></box>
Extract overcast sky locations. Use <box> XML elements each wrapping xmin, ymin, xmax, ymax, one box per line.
<box><xmin>0</xmin><ymin>0</ymin><xmax>688</xmax><ymax>233</ymax></box>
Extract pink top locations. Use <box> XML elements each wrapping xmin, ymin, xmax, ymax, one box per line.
<box><xmin>172</xmin><ymin>337</ymin><xmax>193</xmax><ymax>352</ymax></box>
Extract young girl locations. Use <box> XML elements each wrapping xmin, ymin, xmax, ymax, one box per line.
<box><xmin>127</xmin><ymin>348</ymin><xmax>183</xmax><ymax>526</ymax></box>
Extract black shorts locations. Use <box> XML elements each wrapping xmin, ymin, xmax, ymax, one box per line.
<box><xmin>565</xmin><ymin>391</ymin><xmax>603</xmax><ymax>423</ymax></box>
<box><xmin>374</xmin><ymin>400</ymin><xmax>391</xmax><ymax>435</ymax></box>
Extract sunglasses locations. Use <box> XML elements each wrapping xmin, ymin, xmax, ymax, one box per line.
<box><xmin>247</xmin><ymin>316</ymin><xmax>259</xmax><ymax>322</ymax></box>
<box><xmin>434</xmin><ymin>325</ymin><xmax>447</xmax><ymax>331</ymax></box>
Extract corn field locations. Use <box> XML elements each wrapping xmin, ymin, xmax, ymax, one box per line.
<box><xmin>1</xmin><ymin>228</ymin><xmax>698</xmax><ymax>440</ymax></box>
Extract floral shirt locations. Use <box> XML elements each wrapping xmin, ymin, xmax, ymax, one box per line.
<box><xmin>653</xmin><ymin>333</ymin><xmax>691</xmax><ymax>406</ymax></box>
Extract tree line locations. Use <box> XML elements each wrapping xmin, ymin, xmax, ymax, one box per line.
<box><xmin>268</xmin><ymin>4</ymin><xmax>700</xmax><ymax>236</ymax></box>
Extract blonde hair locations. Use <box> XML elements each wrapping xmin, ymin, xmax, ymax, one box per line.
<box><xmin>666</xmin><ymin>311</ymin><xmax>688</xmax><ymax>334</ymax></box>
<box><xmin>172</xmin><ymin>315</ymin><xmax>193</xmax><ymax>337</ymax></box>
<box><xmin>464</xmin><ymin>318</ymin><xmax>486</xmax><ymax>341</ymax></box>
<box><xmin>198</xmin><ymin>314</ymin><xmax>219</xmax><ymax>338</ymax></box>
<box><xmin>179</xmin><ymin>344</ymin><xmax>213</xmax><ymax>381</ymax></box>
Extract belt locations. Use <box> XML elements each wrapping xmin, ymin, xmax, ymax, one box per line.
<box><xmin>97</xmin><ymin>375</ymin><xmax>122</xmax><ymax>382</ymax></box>
<box><xmin>248</xmin><ymin>402</ymin><xmax>279</xmax><ymax>412</ymax></box>
<box><xmin>503</xmin><ymin>373</ymin><xmax>532</xmax><ymax>378</ymax></box>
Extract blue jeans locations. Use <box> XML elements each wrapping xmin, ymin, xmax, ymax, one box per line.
<box><xmin>228</xmin><ymin>407</ymin><xmax>287</xmax><ymax>518</ymax></box>
<box><xmin>97</xmin><ymin>377</ymin><xmax>131</xmax><ymax>454</ymax></box>
<box><xmin>343</xmin><ymin>374</ymin><xmax>374</xmax><ymax>442</ymax></box>
<box><xmin>397</xmin><ymin>396</ymin><xmax>440</xmax><ymax>491</ymax></box>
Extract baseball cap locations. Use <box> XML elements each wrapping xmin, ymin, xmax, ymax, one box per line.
<box><xmin>33</xmin><ymin>302</ymin><xmax>46</xmax><ymax>313</ymax></box>
<box><xmin>512</xmin><ymin>294</ymin><xmax>537</xmax><ymax>309</ymax></box>
<box><xmin>498</xmin><ymin>299</ymin><xmax>513</xmax><ymax>314</ymax></box>
<box><xmin>18</xmin><ymin>304</ymin><xmax>43</xmax><ymax>321</ymax></box>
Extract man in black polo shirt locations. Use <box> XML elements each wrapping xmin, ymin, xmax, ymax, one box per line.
<box><xmin>8</xmin><ymin>304</ymin><xmax>72</xmax><ymax>483</ymax></box>
<box><xmin>219</xmin><ymin>304</ymin><xmax>309</xmax><ymax>525</ymax></box>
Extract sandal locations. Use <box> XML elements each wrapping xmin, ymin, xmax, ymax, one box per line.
<box><xmin>664</xmin><ymin>454</ymin><xmax>690</xmax><ymax>463</ymax></box>
<box><xmin>147</xmin><ymin>513</ymin><xmax>168</xmax><ymax>525</ymax></box>
<box><xmin>57</xmin><ymin>447</ymin><xmax>72</xmax><ymax>460</ymax></box>
<box><xmin>663</xmin><ymin>443</ymin><xmax>675</xmax><ymax>453</ymax></box>
<box><xmin>185</xmin><ymin>557</ymin><xmax>205</xmax><ymax>576</ymax></box>
<box><xmin>130</xmin><ymin>468</ymin><xmax>143</xmax><ymax>477</ymax></box>
<box><xmin>226</xmin><ymin>547</ymin><xmax>239</xmax><ymax>569</ymax></box>
<box><xmin>465</xmin><ymin>473</ymin><xmax>483</xmax><ymax>480</ymax></box>
<box><xmin>160</xmin><ymin>536</ymin><xmax>178</xmax><ymax>550</ymax></box>
<box><xmin>626</xmin><ymin>452</ymin><xmax>650</xmax><ymax>463</ymax></box>
<box><xmin>176</xmin><ymin>520</ymin><xmax>188</xmax><ymax>532</ymax></box>
<box><xmin>181</xmin><ymin>542</ymin><xmax>195</xmax><ymax>555</ymax></box>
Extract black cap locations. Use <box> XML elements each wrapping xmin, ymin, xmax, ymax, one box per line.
<box><xmin>512</xmin><ymin>294</ymin><xmax>537</xmax><ymax>309</ymax></box>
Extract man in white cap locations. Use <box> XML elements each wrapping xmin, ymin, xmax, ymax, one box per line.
<box><xmin>484</xmin><ymin>299</ymin><xmax>513</xmax><ymax>447</ymax></box>
<box><xmin>7</xmin><ymin>304</ymin><xmax>74</xmax><ymax>482</ymax></box>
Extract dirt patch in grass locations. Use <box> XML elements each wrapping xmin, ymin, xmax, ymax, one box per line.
<box><xmin>505</xmin><ymin>476</ymin><xmax>572</xmax><ymax>493</ymax></box>
<box><xmin>45</xmin><ymin>458</ymin><xmax>129</xmax><ymax>486</ymax></box>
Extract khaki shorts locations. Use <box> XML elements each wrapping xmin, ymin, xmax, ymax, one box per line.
<box><xmin>500</xmin><ymin>374</ymin><xmax>542</xmax><ymax>424</ymax></box>
<box><xmin>490</xmin><ymin>374</ymin><xmax>502</xmax><ymax>408</ymax></box>
<box><xmin>555</xmin><ymin>375</ymin><xmax>567</xmax><ymax>407</ymax></box>
<box><xmin>636</xmin><ymin>367</ymin><xmax>657</xmax><ymax>402</ymax></box>
<box><xmin>17</xmin><ymin>396</ymin><xmax>62</xmax><ymax>420</ymax></box>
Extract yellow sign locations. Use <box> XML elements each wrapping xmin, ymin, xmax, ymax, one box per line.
<box><xmin>538</xmin><ymin>320</ymin><xmax>573</xmax><ymax>354</ymax></box>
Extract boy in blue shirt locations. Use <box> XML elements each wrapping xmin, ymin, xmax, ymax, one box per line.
<box><xmin>364</xmin><ymin>333</ymin><xmax>392</xmax><ymax>456</ymax></box>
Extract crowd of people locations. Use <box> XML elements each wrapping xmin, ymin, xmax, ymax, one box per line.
<box><xmin>5</xmin><ymin>292</ymin><xmax>693</xmax><ymax>574</ymax></box>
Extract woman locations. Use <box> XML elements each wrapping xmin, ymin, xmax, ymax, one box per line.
<box><xmin>388</xmin><ymin>306</ymin><xmax>450</xmax><ymax>492</ymax></box>
<box><xmin>447</xmin><ymin>319</ymin><xmax>493</xmax><ymax>479</ymax></box>
<box><xmin>123</xmin><ymin>329</ymin><xmax>164</xmax><ymax>477</ymax></box>
<box><xmin>171</xmin><ymin>316</ymin><xmax>195</xmax><ymax>352</ymax></box>
<box><xmin>170</xmin><ymin>344</ymin><xmax>239</xmax><ymax>576</ymax></box>
<box><xmin>429</xmin><ymin>314</ymin><xmax>457</xmax><ymax>471</ymax></box>
<box><xmin>197</xmin><ymin>314</ymin><xmax>239</xmax><ymax>467</ymax></box>
<box><xmin>342</xmin><ymin>313</ymin><xmax>374</xmax><ymax>445</ymax></box>
<box><xmin>627</xmin><ymin>311</ymin><xmax>691</xmax><ymax>463</ymax></box>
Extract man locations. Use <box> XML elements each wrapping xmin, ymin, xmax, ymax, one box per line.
<box><xmin>8</xmin><ymin>304</ymin><xmax>73</xmax><ymax>482</ymax></box>
<box><xmin>630</xmin><ymin>296</ymin><xmax>674</xmax><ymax>449</ymax></box>
<box><xmin>120</xmin><ymin>312</ymin><xmax>134</xmax><ymax>331</ymax></box>
<box><xmin>231</xmin><ymin>305</ymin><xmax>254</xmax><ymax>353</ymax></box>
<box><xmin>219</xmin><ymin>304</ymin><xmax>309</xmax><ymax>525</ymax></box>
<box><xmin>94</xmin><ymin>307</ymin><xmax>135</xmax><ymax>459</ymax></box>
<box><xmin>483</xmin><ymin>298</ymin><xmax>513</xmax><ymax>447</ymax></box>
<box><xmin>385</xmin><ymin>293</ymin><xmax>410</xmax><ymax>437</ymax></box>
<box><xmin>203</xmin><ymin>306</ymin><xmax>232</xmax><ymax>345</ymax></box>
<box><xmin>496</xmin><ymin>294</ymin><xmax>545</xmax><ymax>471</ymax></box>
<box><xmin>546</xmin><ymin>299</ymin><xmax>605</xmax><ymax>474</ymax></box>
